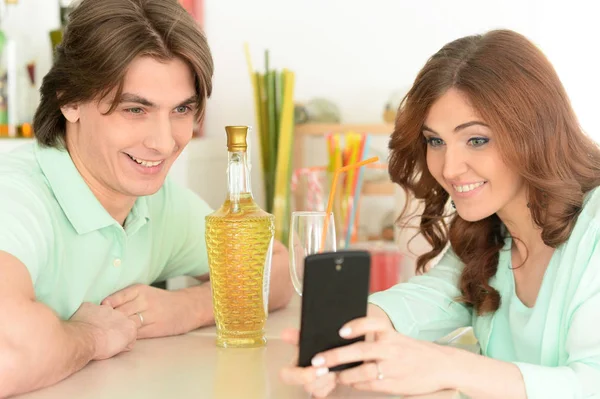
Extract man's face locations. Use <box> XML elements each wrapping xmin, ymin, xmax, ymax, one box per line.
<box><xmin>63</xmin><ymin>56</ymin><xmax>197</xmax><ymax>199</ymax></box>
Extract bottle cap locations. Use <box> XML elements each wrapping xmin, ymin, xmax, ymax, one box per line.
<box><xmin>225</xmin><ymin>126</ymin><xmax>248</xmax><ymax>152</ymax></box>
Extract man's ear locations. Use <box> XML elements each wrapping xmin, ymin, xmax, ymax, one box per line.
<box><xmin>60</xmin><ymin>103</ymin><xmax>81</xmax><ymax>123</ymax></box>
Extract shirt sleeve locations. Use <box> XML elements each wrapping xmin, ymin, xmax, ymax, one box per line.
<box><xmin>0</xmin><ymin>177</ymin><xmax>53</xmax><ymax>284</ymax></box>
<box><xmin>368</xmin><ymin>248</ymin><xmax>473</xmax><ymax>341</ymax></box>
<box><xmin>155</xmin><ymin>178</ymin><xmax>214</xmax><ymax>282</ymax></box>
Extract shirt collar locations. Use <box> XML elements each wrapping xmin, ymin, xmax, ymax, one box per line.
<box><xmin>125</xmin><ymin>195</ymin><xmax>150</xmax><ymax>236</ymax></box>
<box><xmin>35</xmin><ymin>142</ymin><xmax>150</xmax><ymax>235</ymax></box>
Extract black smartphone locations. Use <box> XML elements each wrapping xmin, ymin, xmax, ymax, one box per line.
<box><xmin>297</xmin><ymin>250</ymin><xmax>371</xmax><ymax>371</ymax></box>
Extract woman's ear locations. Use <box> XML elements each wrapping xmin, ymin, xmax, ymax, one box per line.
<box><xmin>60</xmin><ymin>103</ymin><xmax>80</xmax><ymax>123</ymax></box>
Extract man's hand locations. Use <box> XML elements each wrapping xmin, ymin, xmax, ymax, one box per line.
<box><xmin>69</xmin><ymin>302</ymin><xmax>137</xmax><ymax>360</ymax></box>
<box><xmin>102</xmin><ymin>284</ymin><xmax>198</xmax><ymax>339</ymax></box>
<box><xmin>267</xmin><ymin>239</ymin><xmax>294</xmax><ymax>310</ymax></box>
<box><xmin>99</xmin><ymin>239</ymin><xmax>293</xmax><ymax>340</ymax></box>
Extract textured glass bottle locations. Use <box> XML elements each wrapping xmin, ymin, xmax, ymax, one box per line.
<box><xmin>205</xmin><ymin>126</ymin><xmax>275</xmax><ymax>348</ymax></box>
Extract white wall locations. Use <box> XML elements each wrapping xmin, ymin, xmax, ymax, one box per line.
<box><xmin>204</xmin><ymin>0</ymin><xmax>599</xmax><ymax>141</ymax></box>
<box><xmin>532</xmin><ymin>2</ymin><xmax>600</xmax><ymax>141</ymax></box>
<box><xmin>5</xmin><ymin>1</ymin><xmax>598</xmax><ymax>140</ymax></box>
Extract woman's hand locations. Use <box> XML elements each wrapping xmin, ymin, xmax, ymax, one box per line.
<box><xmin>279</xmin><ymin>328</ymin><xmax>339</xmax><ymax>398</ymax></box>
<box><xmin>311</xmin><ymin>317</ymin><xmax>455</xmax><ymax>396</ymax></box>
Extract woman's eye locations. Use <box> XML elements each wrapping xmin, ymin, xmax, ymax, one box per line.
<box><xmin>468</xmin><ymin>137</ymin><xmax>489</xmax><ymax>147</ymax></box>
<box><xmin>426</xmin><ymin>137</ymin><xmax>444</xmax><ymax>147</ymax></box>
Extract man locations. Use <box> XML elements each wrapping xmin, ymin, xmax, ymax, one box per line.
<box><xmin>0</xmin><ymin>0</ymin><xmax>293</xmax><ymax>396</ymax></box>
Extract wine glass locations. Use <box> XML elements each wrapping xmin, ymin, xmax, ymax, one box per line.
<box><xmin>288</xmin><ymin>211</ymin><xmax>337</xmax><ymax>296</ymax></box>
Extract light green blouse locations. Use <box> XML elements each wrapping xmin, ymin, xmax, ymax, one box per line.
<box><xmin>369</xmin><ymin>188</ymin><xmax>600</xmax><ymax>399</ymax></box>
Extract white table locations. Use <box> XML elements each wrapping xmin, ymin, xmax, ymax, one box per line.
<box><xmin>15</xmin><ymin>299</ymin><xmax>463</xmax><ymax>399</ymax></box>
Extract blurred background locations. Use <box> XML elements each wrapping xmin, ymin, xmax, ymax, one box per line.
<box><xmin>1</xmin><ymin>0</ymin><xmax>597</xmax><ymax>286</ymax></box>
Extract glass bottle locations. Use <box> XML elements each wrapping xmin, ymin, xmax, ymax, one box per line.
<box><xmin>205</xmin><ymin>126</ymin><xmax>275</xmax><ymax>348</ymax></box>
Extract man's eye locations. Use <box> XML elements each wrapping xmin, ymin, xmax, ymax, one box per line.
<box><xmin>175</xmin><ymin>106</ymin><xmax>191</xmax><ymax>114</ymax></box>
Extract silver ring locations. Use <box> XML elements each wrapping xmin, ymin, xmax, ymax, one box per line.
<box><xmin>375</xmin><ymin>362</ymin><xmax>384</xmax><ymax>380</ymax></box>
<box><xmin>136</xmin><ymin>312</ymin><xmax>144</xmax><ymax>326</ymax></box>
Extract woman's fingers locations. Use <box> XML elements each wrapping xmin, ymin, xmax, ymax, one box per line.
<box><xmin>280</xmin><ymin>364</ymin><xmax>329</xmax><ymax>386</ymax></box>
<box><xmin>311</xmin><ymin>341</ymin><xmax>390</xmax><ymax>370</ymax></box>
<box><xmin>306</xmin><ymin>371</ymin><xmax>337</xmax><ymax>398</ymax></box>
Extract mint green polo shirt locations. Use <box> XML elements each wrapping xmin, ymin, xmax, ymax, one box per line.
<box><xmin>0</xmin><ymin>142</ymin><xmax>213</xmax><ymax>320</ymax></box>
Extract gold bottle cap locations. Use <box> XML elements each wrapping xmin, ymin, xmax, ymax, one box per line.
<box><xmin>225</xmin><ymin>126</ymin><xmax>248</xmax><ymax>152</ymax></box>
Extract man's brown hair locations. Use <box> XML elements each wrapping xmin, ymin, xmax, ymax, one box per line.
<box><xmin>34</xmin><ymin>0</ymin><xmax>214</xmax><ymax>148</ymax></box>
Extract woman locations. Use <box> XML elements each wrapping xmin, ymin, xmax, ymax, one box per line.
<box><xmin>280</xmin><ymin>29</ymin><xmax>600</xmax><ymax>399</ymax></box>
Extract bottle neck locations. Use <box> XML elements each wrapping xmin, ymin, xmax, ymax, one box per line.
<box><xmin>227</xmin><ymin>150</ymin><xmax>252</xmax><ymax>202</ymax></box>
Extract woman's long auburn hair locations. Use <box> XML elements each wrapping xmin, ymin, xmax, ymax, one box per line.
<box><xmin>389</xmin><ymin>29</ymin><xmax>600</xmax><ymax>315</ymax></box>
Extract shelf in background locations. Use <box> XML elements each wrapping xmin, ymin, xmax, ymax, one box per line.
<box><xmin>295</xmin><ymin>123</ymin><xmax>394</xmax><ymax>136</ymax></box>
<box><xmin>293</xmin><ymin>123</ymin><xmax>397</xmax><ymax>198</ymax></box>
<box><xmin>362</xmin><ymin>181</ymin><xmax>396</xmax><ymax>196</ymax></box>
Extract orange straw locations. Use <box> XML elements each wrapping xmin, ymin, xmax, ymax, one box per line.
<box><xmin>320</xmin><ymin>156</ymin><xmax>379</xmax><ymax>252</ymax></box>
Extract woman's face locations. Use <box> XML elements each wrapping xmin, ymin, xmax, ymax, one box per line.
<box><xmin>423</xmin><ymin>88</ymin><xmax>526</xmax><ymax>222</ymax></box>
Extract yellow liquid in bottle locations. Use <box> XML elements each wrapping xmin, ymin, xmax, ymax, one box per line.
<box><xmin>206</xmin><ymin>194</ymin><xmax>274</xmax><ymax>348</ymax></box>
